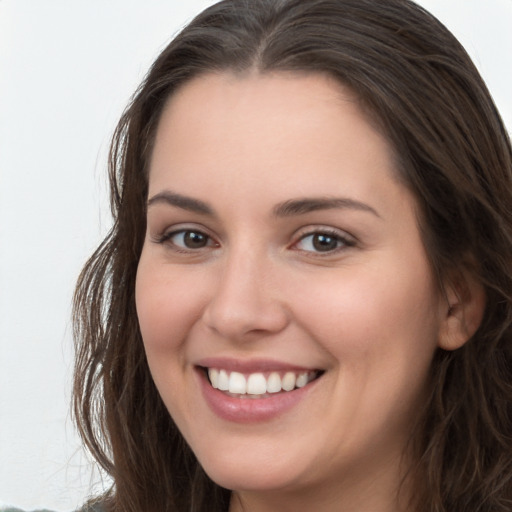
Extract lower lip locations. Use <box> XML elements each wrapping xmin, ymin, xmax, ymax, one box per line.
<box><xmin>197</xmin><ymin>369</ymin><xmax>319</xmax><ymax>424</ymax></box>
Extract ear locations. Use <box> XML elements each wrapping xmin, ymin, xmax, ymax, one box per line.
<box><xmin>438</xmin><ymin>271</ymin><xmax>486</xmax><ymax>351</ymax></box>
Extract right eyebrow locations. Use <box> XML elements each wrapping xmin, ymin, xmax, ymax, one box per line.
<box><xmin>273</xmin><ymin>196</ymin><xmax>381</xmax><ymax>219</ymax></box>
<box><xmin>147</xmin><ymin>190</ymin><xmax>214</xmax><ymax>216</ymax></box>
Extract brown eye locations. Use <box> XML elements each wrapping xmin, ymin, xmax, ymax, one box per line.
<box><xmin>311</xmin><ymin>233</ymin><xmax>339</xmax><ymax>252</ymax></box>
<box><xmin>295</xmin><ymin>231</ymin><xmax>353</xmax><ymax>254</ymax></box>
<box><xmin>165</xmin><ymin>230</ymin><xmax>213</xmax><ymax>250</ymax></box>
<box><xmin>182</xmin><ymin>231</ymin><xmax>209</xmax><ymax>248</ymax></box>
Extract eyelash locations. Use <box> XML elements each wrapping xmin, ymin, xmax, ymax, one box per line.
<box><xmin>154</xmin><ymin>228</ymin><xmax>218</xmax><ymax>253</ymax></box>
<box><xmin>292</xmin><ymin>228</ymin><xmax>356</xmax><ymax>255</ymax></box>
<box><xmin>153</xmin><ymin>226</ymin><xmax>355</xmax><ymax>256</ymax></box>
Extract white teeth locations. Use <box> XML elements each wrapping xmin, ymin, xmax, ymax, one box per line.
<box><xmin>296</xmin><ymin>372</ymin><xmax>309</xmax><ymax>388</ymax></box>
<box><xmin>217</xmin><ymin>369</ymin><xmax>229</xmax><ymax>391</ymax></box>
<box><xmin>282</xmin><ymin>372</ymin><xmax>296</xmax><ymax>391</ymax></box>
<box><xmin>247</xmin><ymin>373</ymin><xmax>267</xmax><ymax>394</ymax></box>
<box><xmin>209</xmin><ymin>368</ymin><xmax>219</xmax><ymax>388</ymax></box>
<box><xmin>208</xmin><ymin>368</ymin><xmax>318</xmax><ymax>395</ymax></box>
<box><xmin>266</xmin><ymin>372</ymin><xmax>282</xmax><ymax>393</ymax></box>
<box><xmin>228</xmin><ymin>371</ymin><xmax>246</xmax><ymax>394</ymax></box>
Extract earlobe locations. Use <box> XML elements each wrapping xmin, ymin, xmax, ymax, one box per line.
<box><xmin>438</xmin><ymin>272</ymin><xmax>486</xmax><ymax>351</ymax></box>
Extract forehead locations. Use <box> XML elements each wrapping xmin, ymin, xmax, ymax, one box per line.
<box><xmin>165</xmin><ymin>70</ymin><xmax>357</xmax><ymax>116</ymax></box>
<box><xmin>149</xmin><ymin>72</ymin><xmax>399</xmax><ymax>197</ymax></box>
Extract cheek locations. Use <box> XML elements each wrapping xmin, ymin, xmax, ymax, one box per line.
<box><xmin>135</xmin><ymin>271</ymin><xmax>170</xmax><ymax>354</ymax></box>
<box><xmin>290</xmin><ymin>258</ymin><xmax>441</xmax><ymax>364</ymax></box>
<box><xmin>135</xmin><ymin>257</ymin><xmax>200</xmax><ymax>355</ymax></box>
<box><xmin>293</xmin><ymin>262</ymin><xmax>441</xmax><ymax>440</ymax></box>
<box><xmin>135</xmin><ymin>259</ymin><xmax>197</xmax><ymax>412</ymax></box>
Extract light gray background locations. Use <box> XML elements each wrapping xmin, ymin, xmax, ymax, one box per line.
<box><xmin>0</xmin><ymin>1</ymin><xmax>511</xmax><ymax>510</ymax></box>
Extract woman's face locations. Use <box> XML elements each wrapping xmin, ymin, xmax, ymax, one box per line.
<box><xmin>136</xmin><ymin>72</ymin><xmax>449</xmax><ymax>505</ymax></box>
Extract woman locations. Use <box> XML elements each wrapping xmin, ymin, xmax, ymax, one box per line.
<box><xmin>73</xmin><ymin>0</ymin><xmax>512</xmax><ymax>510</ymax></box>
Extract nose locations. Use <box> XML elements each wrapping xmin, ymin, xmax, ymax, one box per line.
<box><xmin>202</xmin><ymin>248</ymin><xmax>290</xmax><ymax>341</ymax></box>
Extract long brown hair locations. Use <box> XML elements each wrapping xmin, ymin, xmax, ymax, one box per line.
<box><xmin>73</xmin><ymin>1</ymin><xmax>512</xmax><ymax>510</ymax></box>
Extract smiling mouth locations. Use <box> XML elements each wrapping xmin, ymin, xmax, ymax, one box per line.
<box><xmin>203</xmin><ymin>367</ymin><xmax>324</xmax><ymax>399</ymax></box>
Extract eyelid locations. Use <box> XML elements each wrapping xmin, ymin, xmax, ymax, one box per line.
<box><xmin>151</xmin><ymin>223</ymin><xmax>220</xmax><ymax>251</ymax></box>
<box><xmin>290</xmin><ymin>226</ymin><xmax>356</xmax><ymax>254</ymax></box>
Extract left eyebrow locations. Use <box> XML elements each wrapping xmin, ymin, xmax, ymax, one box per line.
<box><xmin>147</xmin><ymin>190</ymin><xmax>214</xmax><ymax>216</ymax></box>
<box><xmin>273</xmin><ymin>197</ymin><xmax>381</xmax><ymax>218</ymax></box>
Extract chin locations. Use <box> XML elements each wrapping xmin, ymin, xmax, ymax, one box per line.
<box><xmin>198</xmin><ymin>449</ymin><xmax>306</xmax><ymax>492</ymax></box>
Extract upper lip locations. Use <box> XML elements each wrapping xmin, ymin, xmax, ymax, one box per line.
<box><xmin>196</xmin><ymin>357</ymin><xmax>321</xmax><ymax>373</ymax></box>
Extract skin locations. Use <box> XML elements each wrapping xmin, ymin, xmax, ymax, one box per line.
<box><xmin>136</xmin><ymin>72</ymin><xmax>463</xmax><ymax>511</ymax></box>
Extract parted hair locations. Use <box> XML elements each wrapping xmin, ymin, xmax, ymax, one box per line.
<box><xmin>73</xmin><ymin>0</ymin><xmax>512</xmax><ymax>510</ymax></box>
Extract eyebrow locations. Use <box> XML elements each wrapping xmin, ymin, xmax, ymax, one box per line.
<box><xmin>147</xmin><ymin>191</ymin><xmax>214</xmax><ymax>215</ymax></box>
<box><xmin>273</xmin><ymin>197</ymin><xmax>381</xmax><ymax>218</ymax></box>
<box><xmin>147</xmin><ymin>190</ymin><xmax>380</xmax><ymax>219</ymax></box>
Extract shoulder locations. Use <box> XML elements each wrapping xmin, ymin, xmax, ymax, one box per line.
<box><xmin>1</xmin><ymin>509</ymin><xmax>60</xmax><ymax>512</ymax></box>
<box><xmin>0</xmin><ymin>505</ymin><xmax>106</xmax><ymax>512</ymax></box>
<box><xmin>1</xmin><ymin>509</ymin><xmax>58</xmax><ymax>512</ymax></box>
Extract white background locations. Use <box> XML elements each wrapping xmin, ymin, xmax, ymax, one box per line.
<box><xmin>0</xmin><ymin>1</ymin><xmax>511</xmax><ymax>510</ymax></box>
